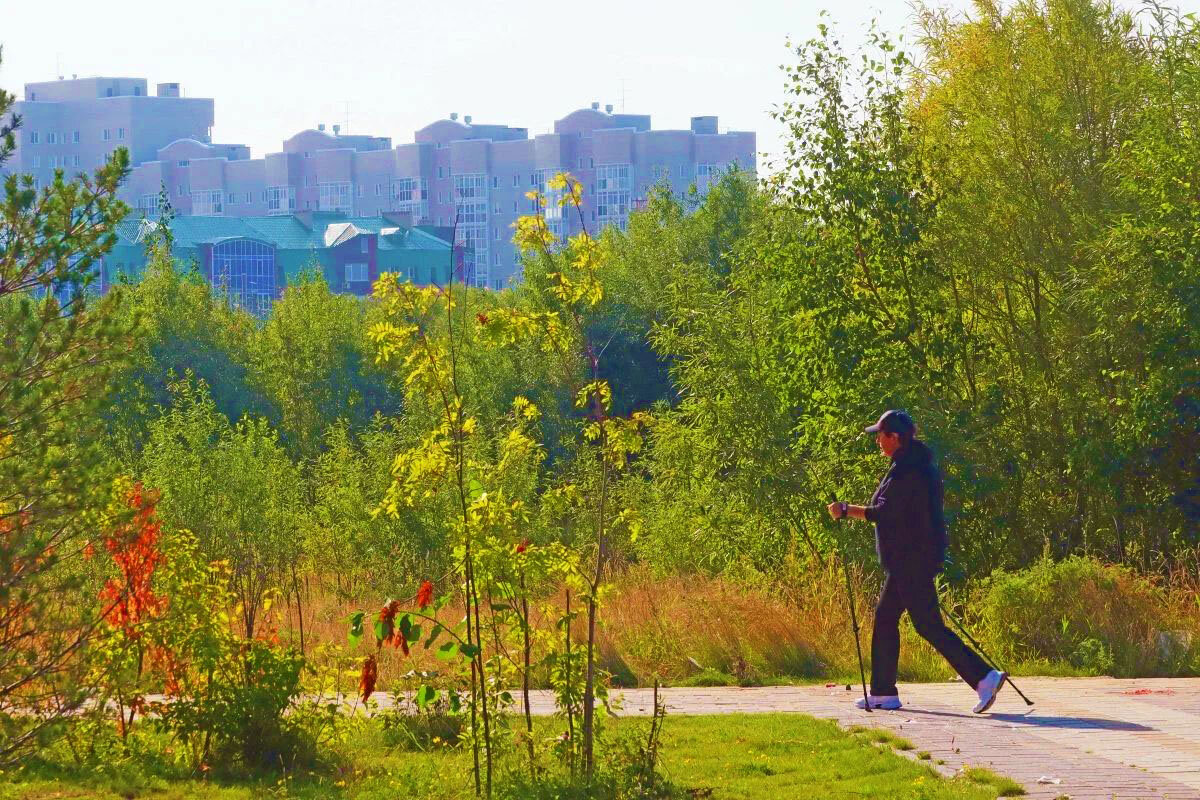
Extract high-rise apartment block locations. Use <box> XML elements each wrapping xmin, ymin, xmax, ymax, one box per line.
<box><xmin>5</xmin><ymin>76</ymin><xmax>218</xmax><ymax>180</ymax></box>
<box><xmin>5</xmin><ymin>77</ymin><xmax>756</xmax><ymax>290</ymax></box>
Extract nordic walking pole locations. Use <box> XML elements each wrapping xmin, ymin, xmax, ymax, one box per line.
<box><xmin>943</xmin><ymin>605</ymin><xmax>1034</xmax><ymax>707</ymax></box>
<box><xmin>935</xmin><ymin>575</ymin><xmax>1034</xmax><ymax>706</ymax></box>
<box><xmin>833</xmin><ymin>497</ymin><xmax>871</xmax><ymax>713</ymax></box>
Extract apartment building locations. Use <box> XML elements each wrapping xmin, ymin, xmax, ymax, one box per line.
<box><xmin>121</xmin><ymin>105</ymin><xmax>755</xmax><ymax>290</ymax></box>
<box><xmin>2</xmin><ymin>76</ymin><xmax>756</xmax><ymax>291</ymax></box>
<box><xmin>3</xmin><ymin>76</ymin><xmax>218</xmax><ymax>186</ymax></box>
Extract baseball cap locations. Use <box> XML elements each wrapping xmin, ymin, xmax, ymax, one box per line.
<box><xmin>865</xmin><ymin>409</ymin><xmax>915</xmax><ymax>436</ymax></box>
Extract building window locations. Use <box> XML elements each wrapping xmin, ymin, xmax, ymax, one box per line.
<box><xmin>227</xmin><ymin>192</ymin><xmax>237</xmax><ymax>204</ymax></box>
<box><xmin>211</xmin><ymin>239</ymin><xmax>276</xmax><ymax>316</ymax></box>
<box><xmin>318</xmin><ymin>181</ymin><xmax>353</xmax><ymax>212</ymax></box>
<box><xmin>578</xmin><ymin>159</ymin><xmax>583</xmax><ymax>169</ymax></box>
<box><xmin>48</xmin><ymin>155</ymin><xmax>57</xmax><ymax>168</ymax></box>
<box><xmin>103</xmin><ymin>129</ymin><xmax>111</xmax><ymax>141</ymax></box>
<box><xmin>453</xmin><ymin>173</ymin><xmax>489</xmax><ymax>288</ymax></box>
<box><xmin>191</xmin><ymin>189</ymin><xmax>224</xmax><ymax>216</ymax></box>
<box><xmin>266</xmin><ymin>185</ymin><xmax>296</xmax><ymax>215</ymax></box>
<box><xmin>696</xmin><ymin>163</ymin><xmax>724</xmax><ymax>193</ymax></box>
<box><xmin>512</xmin><ymin>175</ymin><xmax>518</xmax><ymax>187</ymax></box>
<box><xmin>437</xmin><ymin>166</ymin><xmax>444</xmax><ymax>178</ymax></box>
<box><xmin>137</xmin><ymin>194</ymin><xmax>160</xmax><ymax>216</ymax></box>
<box><xmin>512</xmin><ymin>200</ymin><xmax>517</xmax><ymax>213</ymax></box>
<box><xmin>47</xmin><ymin>132</ymin><xmax>57</xmax><ymax>144</ymax></box>
<box><xmin>375</xmin><ymin>183</ymin><xmax>382</xmax><ymax>196</ymax></box>
<box><xmin>261</xmin><ymin>190</ymin><xmax>268</xmax><ymax>202</ymax></box>
<box><xmin>177</xmin><ymin>185</ymin><xmax>185</xmax><ymax>197</ymax></box>
<box><xmin>590</xmin><ymin>157</ymin><xmax>594</xmax><ymax>168</ymax></box>
<box><xmin>357</xmin><ymin>184</ymin><xmax>363</xmax><ymax>197</ymax></box>
<box><xmin>360</xmin><ymin>238</ymin><xmax>369</xmax><ymax>254</ymax></box>
<box><xmin>117</xmin><ymin>128</ymin><xmax>125</xmax><ymax>140</ymax></box>
<box><xmin>492</xmin><ymin>278</ymin><xmax>503</xmax><ymax>290</ymax></box>
<box><xmin>529</xmin><ymin>174</ymin><xmax>535</xmax><ymax>186</ymax></box>
<box><xmin>29</xmin><ymin>131</ymin><xmax>38</xmax><ymax>144</ymax></box>
<box><xmin>73</xmin><ymin>155</ymin><xmax>80</xmax><ymax>166</ymax></box>
<box><xmin>246</xmin><ymin>191</ymin><xmax>253</xmax><ymax>204</ymax></box>
<box><xmin>492</xmin><ymin>176</ymin><xmax>499</xmax><ymax>188</ymax></box>
<box><xmin>595</xmin><ymin>163</ymin><xmax>631</xmax><ymax>231</ymax></box>
<box><xmin>31</xmin><ymin>156</ymin><xmax>40</xmax><ymax>168</ymax></box>
<box><xmin>106</xmin><ymin>88</ymin><xmax>113</xmax><ymax>97</ymax></box>
<box><xmin>178</xmin><ymin>159</ymin><xmax>189</xmax><ymax>167</ymax></box>
<box><xmin>536</xmin><ymin>169</ymin><xmax>566</xmax><ymax>236</ymax></box>
<box><xmin>390</xmin><ymin>176</ymin><xmax>429</xmax><ymax>222</ymax></box>
<box><xmin>72</xmin><ymin>130</ymin><xmax>80</xmax><ymax>143</ymax></box>
<box><xmin>134</xmin><ymin>86</ymin><xmax>141</xmax><ymax>96</ymax></box>
<box><xmin>304</xmin><ymin>151</ymin><xmax>311</xmax><ymax>158</ymax></box>
<box><xmin>345</xmin><ymin>262</ymin><xmax>368</xmax><ymax>283</ymax></box>
<box><xmin>303</xmin><ymin>175</ymin><xmax>310</xmax><ymax>187</ymax></box>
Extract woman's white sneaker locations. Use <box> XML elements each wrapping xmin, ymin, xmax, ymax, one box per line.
<box><xmin>855</xmin><ymin>695</ymin><xmax>903</xmax><ymax>710</ymax></box>
<box><xmin>973</xmin><ymin>669</ymin><xmax>1006</xmax><ymax>713</ymax></box>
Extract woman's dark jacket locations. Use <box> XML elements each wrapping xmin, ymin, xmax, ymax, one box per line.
<box><xmin>864</xmin><ymin>439</ymin><xmax>948</xmax><ymax>573</ymax></box>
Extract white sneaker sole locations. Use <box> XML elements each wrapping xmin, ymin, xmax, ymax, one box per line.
<box><xmin>856</xmin><ymin>698</ymin><xmax>903</xmax><ymax>711</ymax></box>
<box><xmin>973</xmin><ymin>672</ymin><xmax>1006</xmax><ymax>714</ymax></box>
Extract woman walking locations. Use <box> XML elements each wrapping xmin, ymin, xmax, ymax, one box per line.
<box><xmin>827</xmin><ymin>410</ymin><xmax>1005</xmax><ymax>713</ymax></box>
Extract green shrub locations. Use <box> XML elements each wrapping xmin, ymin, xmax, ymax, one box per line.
<box><xmin>972</xmin><ymin>556</ymin><xmax>1198</xmax><ymax>677</ymax></box>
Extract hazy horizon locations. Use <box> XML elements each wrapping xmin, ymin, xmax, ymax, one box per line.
<box><xmin>3</xmin><ymin>0</ymin><xmax>1194</xmax><ymax>171</ymax></box>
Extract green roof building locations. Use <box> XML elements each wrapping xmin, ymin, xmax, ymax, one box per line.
<box><xmin>101</xmin><ymin>211</ymin><xmax>459</xmax><ymax>314</ymax></box>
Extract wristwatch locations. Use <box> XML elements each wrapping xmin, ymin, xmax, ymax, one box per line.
<box><xmin>838</xmin><ymin>502</ymin><xmax>849</xmax><ymax>520</ymax></box>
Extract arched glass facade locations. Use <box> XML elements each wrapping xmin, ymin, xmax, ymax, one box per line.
<box><xmin>210</xmin><ymin>239</ymin><xmax>276</xmax><ymax>315</ymax></box>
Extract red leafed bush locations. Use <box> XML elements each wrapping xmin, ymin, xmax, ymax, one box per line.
<box><xmin>360</xmin><ymin>654</ymin><xmax>378</xmax><ymax>702</ymax></box>
<box><xmin>416</xmin><ymin>580</ymin><xmax>435</xmax><ymax>610</ymax></box>
<box><xmin>99</xmin><ymin>483</ymin><xmax>166</xmax><ymax>636</ymax></box>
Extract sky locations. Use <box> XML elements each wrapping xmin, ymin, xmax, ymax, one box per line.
<box><xmin>1</xmin><ymin>0</ymin><xmax>1194</xmax><ymax>170</ymax></box>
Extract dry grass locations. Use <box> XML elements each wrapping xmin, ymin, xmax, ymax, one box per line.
<box><xmin>594</xmin><ymin>561</ymin><xmax>954</xmax><ymax>685</ymax></box>
<box><xmin>274</xmin><ymin>556</ymin><xmax>961</xmax><ymax>690</ymax></box>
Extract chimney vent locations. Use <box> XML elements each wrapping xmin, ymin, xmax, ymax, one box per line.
<box><xmin>333</xmin><ymin>124</ymin><xmax>341</xmax><ymax>135</ymax></box>
<box><xmin>591</xmin><ymin>101</ymin><xmax>600</xmax><ymax>110</ymax></box>
<box><xmin>605</xmin><ymin>104</ymin><xmax>613</xmax><ymax>113</ymax></box>
<box><xmin>318</xmin><ymin>123</ymin><xmax>325</xmax><ymax>132</ymax></box>
<box><xmin>450</xmin><ymin>112</ymin><xmax>459</xmax><ymax>121</ymax></box>
<box><xmin>464</xmin><ymin>115</ymin><xmax>472</xmax><ymax>124</ymax></box>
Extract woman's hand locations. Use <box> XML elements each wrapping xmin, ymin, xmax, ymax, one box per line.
<box><xmin>827</xmin><ymin>501</ymin><xmax>845</xmax><ymax>520</ymax></box>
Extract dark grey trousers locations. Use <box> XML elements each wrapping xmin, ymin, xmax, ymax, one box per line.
<box><xmin>870</xmin><ymin>567</ymin><xmax>991</xmax><ymax>696</ymax></box>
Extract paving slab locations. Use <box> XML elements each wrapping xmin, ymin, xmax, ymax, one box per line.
<box><xmin>369</xmin><ymin>677</ymin><xmax>1200</xmax><ymax>799</ymax></box>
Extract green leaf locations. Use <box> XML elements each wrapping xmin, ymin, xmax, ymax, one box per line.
<box><xmin>459</xmin><ymin>643</ymin><xmax>481</xmax><ymax>659</ymax></box>
<box><xmin>436</xmin><ymin>641</ymin><xmax>459</xmax><ymax>661</ymax></box>
<box><xmin>348</xmin><ymin>611</ymin><xmax>365</xmax><ymax>647</ymax></box>
<box><xmin>424</xmin><ymin>625</ymin><xmax>443</xmax><ymax>650</ymax></box>
<box><xmin>416</xmin><ymin>684</ymin><xmax>438</xmax><ymax>710</ymax></box>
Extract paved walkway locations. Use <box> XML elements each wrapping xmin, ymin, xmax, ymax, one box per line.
<box><xmin>379</xmin><ymin>677</ymin><xmax>1200</xmax><ymax>799</ymax></box>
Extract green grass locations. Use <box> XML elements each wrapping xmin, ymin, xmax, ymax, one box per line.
<box><xmin>0</xmin><ymin>714</ymin><xmax>1017</xmax><ymax>800</ymax></box>
<box><xmin>657</xmin><ymin>715</ymin><xmax>1000</xmax><ymax>800</ymax></box>
<box><xmin>848</xmin><ymin>724</ymin><xmax>916</xmax><ymax>751</ymax></box>
<box><xmin>959</xmin><ymin>766</ymin><xmax>1027</xmax><ymax>797</ymax></box>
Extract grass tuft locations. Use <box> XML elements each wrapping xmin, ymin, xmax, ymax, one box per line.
<box><xmin>961</xmin><ymin>765</ymin><xmax>1027</xmax><ymax>796</ymax></box>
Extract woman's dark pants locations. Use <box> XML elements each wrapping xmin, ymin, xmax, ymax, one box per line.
<box><xmin>870</xmin><ymin>566</ymin><xmax>991</xmax><ymax>697</ymax></box>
